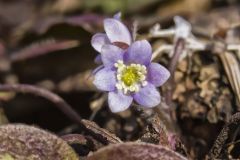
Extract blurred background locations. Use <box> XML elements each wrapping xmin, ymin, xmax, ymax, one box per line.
<box><xmin>0</xmin><ymin>0</ymin><xmax>240</xmax><ymax>159</ymax></box>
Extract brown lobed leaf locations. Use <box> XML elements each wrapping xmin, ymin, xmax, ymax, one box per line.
<box><xmin>87</xmin><ymin>142</ymin><xmax>187</xmax><ymax>160</ymax></box>
<box><xmin>0</xmin><ymin>124</ymin><xmax>79</xmax><ymax>160</ymax></box>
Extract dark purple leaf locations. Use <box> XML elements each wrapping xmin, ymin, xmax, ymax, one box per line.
<box><xmin>0</xmin><ymin>124</ymin><xmax>79</xmax><ymax>159</ymax></box>
<box><xmin>87</xmin><ymin>142</ymin><xmax>187</xmax><ymax>160</ymax></box>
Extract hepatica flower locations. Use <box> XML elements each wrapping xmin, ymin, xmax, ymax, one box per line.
<box><xmin>93</xmin><ymin>39</ymin><xmax>170</xmax><ymax>112</ymax></box>
<box><xmin>91</xmin><ymin>13</ymin><xmax>132</xmax><ymax>64</ymax></box>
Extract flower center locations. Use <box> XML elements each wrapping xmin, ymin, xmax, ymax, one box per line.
<box><xmin>121</xmin><ymin>67</ymin><xmax>140</xmax><ymax>86</ymax></box>
<box><xmin>114</xmin><ymin>60</ymin><xmax>148</xmax><ymax>94</ymax></box>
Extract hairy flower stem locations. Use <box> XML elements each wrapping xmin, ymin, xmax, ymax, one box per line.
<box><xmin>0</xmin><ymin>84</ymin><xmax>118</xmax><ymax>145</ymax></box>
<box><xmin>165</xmin><ymin>38</ymin><xmax>185</xmax><ymax>107</ymax></box>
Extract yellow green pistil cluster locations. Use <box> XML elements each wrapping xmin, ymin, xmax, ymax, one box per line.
<box><xmin>114</xmin><ymin>60</ymin><xmax>147</xmax><ymax>94</ymax></box>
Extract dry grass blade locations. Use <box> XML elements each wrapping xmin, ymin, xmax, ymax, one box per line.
<box><xmin>218</xmin><ymin>51</ymin><xmax>240</xmax><ymax>108</ymax></box>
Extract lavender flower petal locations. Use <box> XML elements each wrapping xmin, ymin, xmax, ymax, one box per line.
<box><xmin>101</xmin><ymin>44</ymin><xmax>124</xmax><ymax>67</ymax></box>
<box><xmin>92</xmin><ymin>65</ymin><xmax>104</xmax><ymax>75</ymax></box>
<box><xmin>133</xmin><ymin>83</ymin><xmax>160</xmax><ymax>107</ymax></box>
<box><xmin>124</xmin><ymin>40</ymin><xmax>152</xmax><ymax>65</ymax></box>
<box><xmin>104</xmin><ymin>18</ymin><xmax>132</xmax><ymax>45</ymax></box>
<box><xmin>147</xmin><ymin>63</ymin><xmax>170</xmax><ymax>87</ymax></box>
<box><xmin>91</xmin><ymin>33</ymin><xmax>110</xmax><ymax>52</ymax></box>
<box><xmin>93</xmin><ymin>67</ymin><xmax>116</xmax><ymax>91</ymax></box>
<box><xmin>108</xmin><ymin>91</ymin><xmax>133</xmax><ymax>112</ymax></box>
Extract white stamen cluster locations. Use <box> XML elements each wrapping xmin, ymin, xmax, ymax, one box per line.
<box><xmin>114</xmin><ymin>60</ymin><xmax>148</xmax><ymax>94</ymax></box>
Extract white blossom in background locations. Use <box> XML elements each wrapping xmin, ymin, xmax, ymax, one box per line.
<box><xmin>150</xmin><ymin>16</ymin><xmax>207</xmax><ymax>60</ymax></box>
<box><xmin>174</xmin><ymin>16</ymin><xmax>192</xmax><ymax>39</ymax></box>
